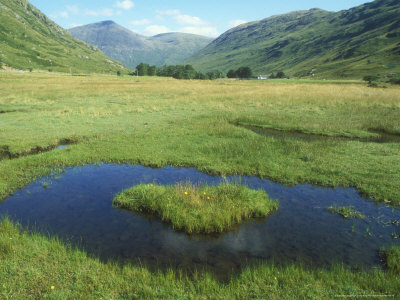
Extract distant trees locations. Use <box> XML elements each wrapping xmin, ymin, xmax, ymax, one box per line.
<box><xmin>388</xmin><ymin>78</ymin><xmax>400</xmax><ymax>85</ymax></box>
<box><xmin>269</xmin><ymin>71</ymin><xmax>287</xmax><ymax>79</ymax></box>
<box><xmin>226</xmin><ymin>67</ymin><xmax>253</xmax><ymax>79</ymax></box>
<box><xmin>206</xmin><ymin>70</ymin><xmax>225</xmax><ymax>80</ymax></box>
<box><xmin>227</xmin><ymin>69</ymin><xmax>236</xmax><ymax>78</ymax></box>
<box><xmin>363</xmin><ymin>75</ymin><xmax>378</xmax><ymax>84</ymax></box>
<box><xmin>236</xmin><ymin>67</ymin><xmax>252</xmax><ymax>79</ymax></box>
<box><xmin>147</xmin><ymin>65</ymin><xmax>157</xmax><ymax>76</ymax></box>
<box><xmin>133</xmin><ymin>63</ymin><xmax>226</xmax><ymax>80</ymax></box>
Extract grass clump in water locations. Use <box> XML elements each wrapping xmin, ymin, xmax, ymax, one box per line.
<box><xmin>327</xmin><ymin>206</ymin><xmax>365</xmax><ymax>219</ymax></box>
<box><xmin>381</xmin><ymin>246</ymin><xmax>400</xmax><ymax>274</ymax></box>
<box><xmin>113</xmin><ymin>182</ymin><xmax>278</xmax><ymax>234</ymax></box>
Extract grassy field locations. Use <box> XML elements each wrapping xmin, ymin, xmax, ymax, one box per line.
<box><xmin>0</xmin><ymin>72</ymin><xmax>400</xmax><ymax>297</ymax></box>
<box><xmin>0</xmin><ymin>72</ymin><xmax>399</xmax><ymax>204</ymax></box>
<box><xmin>113</xmin><ymin>182</ymin><xmax>278</xmax><ymax>233</ymax></box>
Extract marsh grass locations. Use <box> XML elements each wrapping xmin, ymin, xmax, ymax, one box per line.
<box><xmin>381</xmin><ymin>246</ymin><xmax>400</xmax><ymax>274</ymax></box>
<box><xmin>113</xmin><ymin>182</ymin><xmax>278</xmax><ymax>234</ymax></box>
<box><xmin>0</xmin><ymin>73</ymin><xmax>399</xmax><ymax>205</ymax></box>
<box><xmin>327</xmin><ymin>206</ymin><xmax>365</xmax><ymax>219</ymax></box>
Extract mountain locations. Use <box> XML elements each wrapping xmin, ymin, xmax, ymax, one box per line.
<box><xmin>186</xmin><ymin>0</ymin><xmax>400</xmax><ymax>79</ymax></box>
<box><xmin>0</xmin><ymin>0</ymin><xmax>126</xmax><ymax>74</ymax></box>
<box><xmin>69</xmin><ymin>21</ymin><xmax>213</xmax><ymax>68</ymax></box>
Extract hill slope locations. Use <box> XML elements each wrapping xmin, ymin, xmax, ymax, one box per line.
<box><xmin>0</xmin><ymin>0</ymin><xmax>126</xmax><ymax>73</ymax></box>
<box><xmin>186</xmin><ymin>0</ymin><xmax>400</xmax><ymax>79</ymax></box>
<box><xmin>69</xmin><ymin>21</ymin><xmax>213</xmax><ymax>68</ymax></box>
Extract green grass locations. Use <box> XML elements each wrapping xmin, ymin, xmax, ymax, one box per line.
<box><xmin>0</xmin><ymin>72</ymin><xmax>399</xmax><ymax>206</ymax></box>
<box><xmin>382</xmin><ymin>246</ymin><xmax>400</xmax><ymax>274</ymax></box>
<box><xmin>0</xmin><ymin>218</ymin><xmax>399</xmax><ymax>299</ymax></box>
<box><xmin>0</xmin><ymin>72</ymin><xmax>399</xmax><ymax>298</ymax></box>
<box><xmin>113</xmin><ymin>182</ymin><xmax>278</xmax><ymax>234</ymax></box>
<box><xmin>326</xmin><ymin>206</ymin><xmax>366</xmax><ymax>219</ymax></box>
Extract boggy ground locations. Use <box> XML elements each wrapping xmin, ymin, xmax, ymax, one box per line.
<box><xmin>0</xmin><ymin>72</ymin><xmax>399</xmax><ymax>298</ymax></box>
<box><xmin>0</xmin><ymin>73</ymin><xmax>399</xmax><ymax>205</ymax></box>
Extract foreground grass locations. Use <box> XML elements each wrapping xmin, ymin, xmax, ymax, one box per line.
<box><xmin>326</xmin><ymin>206</ymin><xmax>366</xmax><ymax>219</ymax></box>
<box><xmin>0</xmin><ymin>218</ymin><xmax>399</xmax><ymax>299</ymax></box>
<box><xmin>113</xmin><ymin>182</ymin><xmax>278</xmax><ymax>234</ymax></box>
<box><xmin>0</xmin><ymin>72</ymin><xmax>399</xmax><ymax>205</ymax></box>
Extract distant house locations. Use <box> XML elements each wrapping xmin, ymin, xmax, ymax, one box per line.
<box><xmin>257</xmin><ymin>75</ymin><xmax>268</xmax><ymax>80</ymax></box>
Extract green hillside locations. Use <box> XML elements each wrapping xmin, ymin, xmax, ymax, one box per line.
<box><xmin>186</xmin><ymin>0</ymin><xmax>400</xmax><ymax>79</ymax></box>
<box><xmin>0</xmin><ymin>0</ymin><xmax>127</xmax><ymax>74</ymax></box>
<box><xmin>69</xmin><ymin>21</ymin><xmax>213</xmax><ymax>68</ymax></box>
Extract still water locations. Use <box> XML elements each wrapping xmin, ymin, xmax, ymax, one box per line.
<box><xmin>0</xmin><ymin>164</ymin><xmax>398</xmax><ymax>276</ymax></box>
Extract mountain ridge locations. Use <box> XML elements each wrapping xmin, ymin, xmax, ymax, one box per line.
<box><xmin>185</xmin><ymin>0</ymin><xmax>400</xmax><ymax>79</ymax></box>
<box><xmin>0</xmin><ymin>0</ymin><xmax>127</xmax><ymax>74</ymax></box>
<box><xmin>69</xmin><ymin>21</ymin><xmax>213</xmax><ymax>68</ymax></box>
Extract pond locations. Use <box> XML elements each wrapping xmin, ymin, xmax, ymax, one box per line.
<box><xmin>0</xmin><ymin>164</ymin><xmax>399</xmax><ymax>277</ymax></box>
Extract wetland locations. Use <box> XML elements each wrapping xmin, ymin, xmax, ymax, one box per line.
<box><xmin>0</xmin><ymin>72</ymin><xmax>399</xmax><ymax>298</ymax></box>
<box><xmin>1</xmin><ymin>164</ymin><xmax>398</xmax><ymax>277</ymax></box>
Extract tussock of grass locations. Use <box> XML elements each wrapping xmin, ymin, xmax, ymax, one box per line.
<box><xmin>326</xmin><ymin>206</ymin><xmax>365</xmax><ymax>219</ymax></box>
<box><xmin>113</xmin><ymin>182</ymin><xmax>278</xmax><ymax>234</ymax></box>
<box><xmin>382</xmin><ymin>246</ymin><xmax>400</xmax><ymax>274</ymax></box>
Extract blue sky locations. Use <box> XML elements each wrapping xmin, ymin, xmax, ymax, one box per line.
<box><xmin>29</xmin><ymin>0</ymin><xmax>371</xmax><ymax>37</ymax></box>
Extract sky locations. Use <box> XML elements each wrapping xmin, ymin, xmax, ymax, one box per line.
<box><xmin>29</xmin><ymin>0</ymin><xmax>372</xmax><ymax>37</ymax></box>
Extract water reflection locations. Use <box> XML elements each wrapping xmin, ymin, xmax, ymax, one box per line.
<box><xmin>0</xmin><ymin>164</ymin><xmax>398</xmax><ymax>277</ymax></box>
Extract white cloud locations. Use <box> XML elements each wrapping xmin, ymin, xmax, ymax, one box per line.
<box><xmin>50</xmin><ymin>11</ymin><xmax>69</xmax><ymax>20</ymax></box>
<box><xmin>156</xmin><ymin>9</ymin><xmax>180</xmax><ymax>16</ymax></box>
<box><xmin>66</xmin><ymin>5</ymin><xmax>79</xmax><ymax>15</ymax></box>
<box><xmin>115</xmin><ymin>0</ymin><xmax>134</xmax><ymax>10</ymax></box>
<box><xmin>59</xmin><ymin>11</ymin><xmax>69</xmax><ymax>18</ymax></box>
<box><xmin>128</xmin><ymin>19</ymin><xmax>151</xmax><ymax>26</ymax></box>
<box><xmin>175</xmin><ymin>14</ymin><xmax>206</xmax><ymax>26</ymax></box>
<box><xmin>85</xmin><ymin>8</ymin><xmax>115</xmax><ymax>17</ymax></box>
<box><xmin>180</xmin><ymin>26</ymin><xmax>219</xmax><ymax>37</ymax></box>
<box><xmin>69</xmin><ymin>23</ymin><xmax>83</xmax><ymax>28</ymax></box>
<box><xmin>229</xmin><ymin>19</ymin><xmax>247</xmax><ymax>28</ymax></box>
<box><xmin>143</xmin><ymin>25</ymin><xmax>170</xmax><ymax>36</ymax></box>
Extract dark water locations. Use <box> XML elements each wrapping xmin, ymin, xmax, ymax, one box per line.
<box><xmin>239</xmin><ymin>124</ymin><xmax>400</xmax><ymax>144</ymax></box>
<box><xmin>0</xmin><ymin>164</ymin><xmax>399</xmax><ymax>276</ymax></box>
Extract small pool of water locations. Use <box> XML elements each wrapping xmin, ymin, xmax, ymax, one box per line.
<box><xmin>56</xmin><ymin>145</ymin><xmax>69</xmax><ymax>150</ymax></box>
<box><xmin>0</xmin><ymin>164</ymin><xmax>399</xmax><ymax>277</ymax></box>
<box><xmin>239</xmin><ymin>124</ymin><xmax>400</xmax><ymax>144</ymax></box>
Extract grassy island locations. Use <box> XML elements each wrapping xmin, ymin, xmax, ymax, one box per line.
<box><xmin>113</xmin><ymin>182</ymin><xmax>278</xmax><ymax>234</ymax></box>
<box><xmin>327</xmin><ymin>206</ymin><xmax>365</xmax><ymax>219</ymax></box>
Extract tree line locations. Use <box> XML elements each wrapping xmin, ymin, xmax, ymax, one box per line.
<box><xmin>131</xmin><ymin>63</ymin><xmax>225</xmax><ymax>80</ymax></box>
<box><xmin>131</xmin><ymin>63</ymin><xmax>260</xmax><ymax>80</ymax></box>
